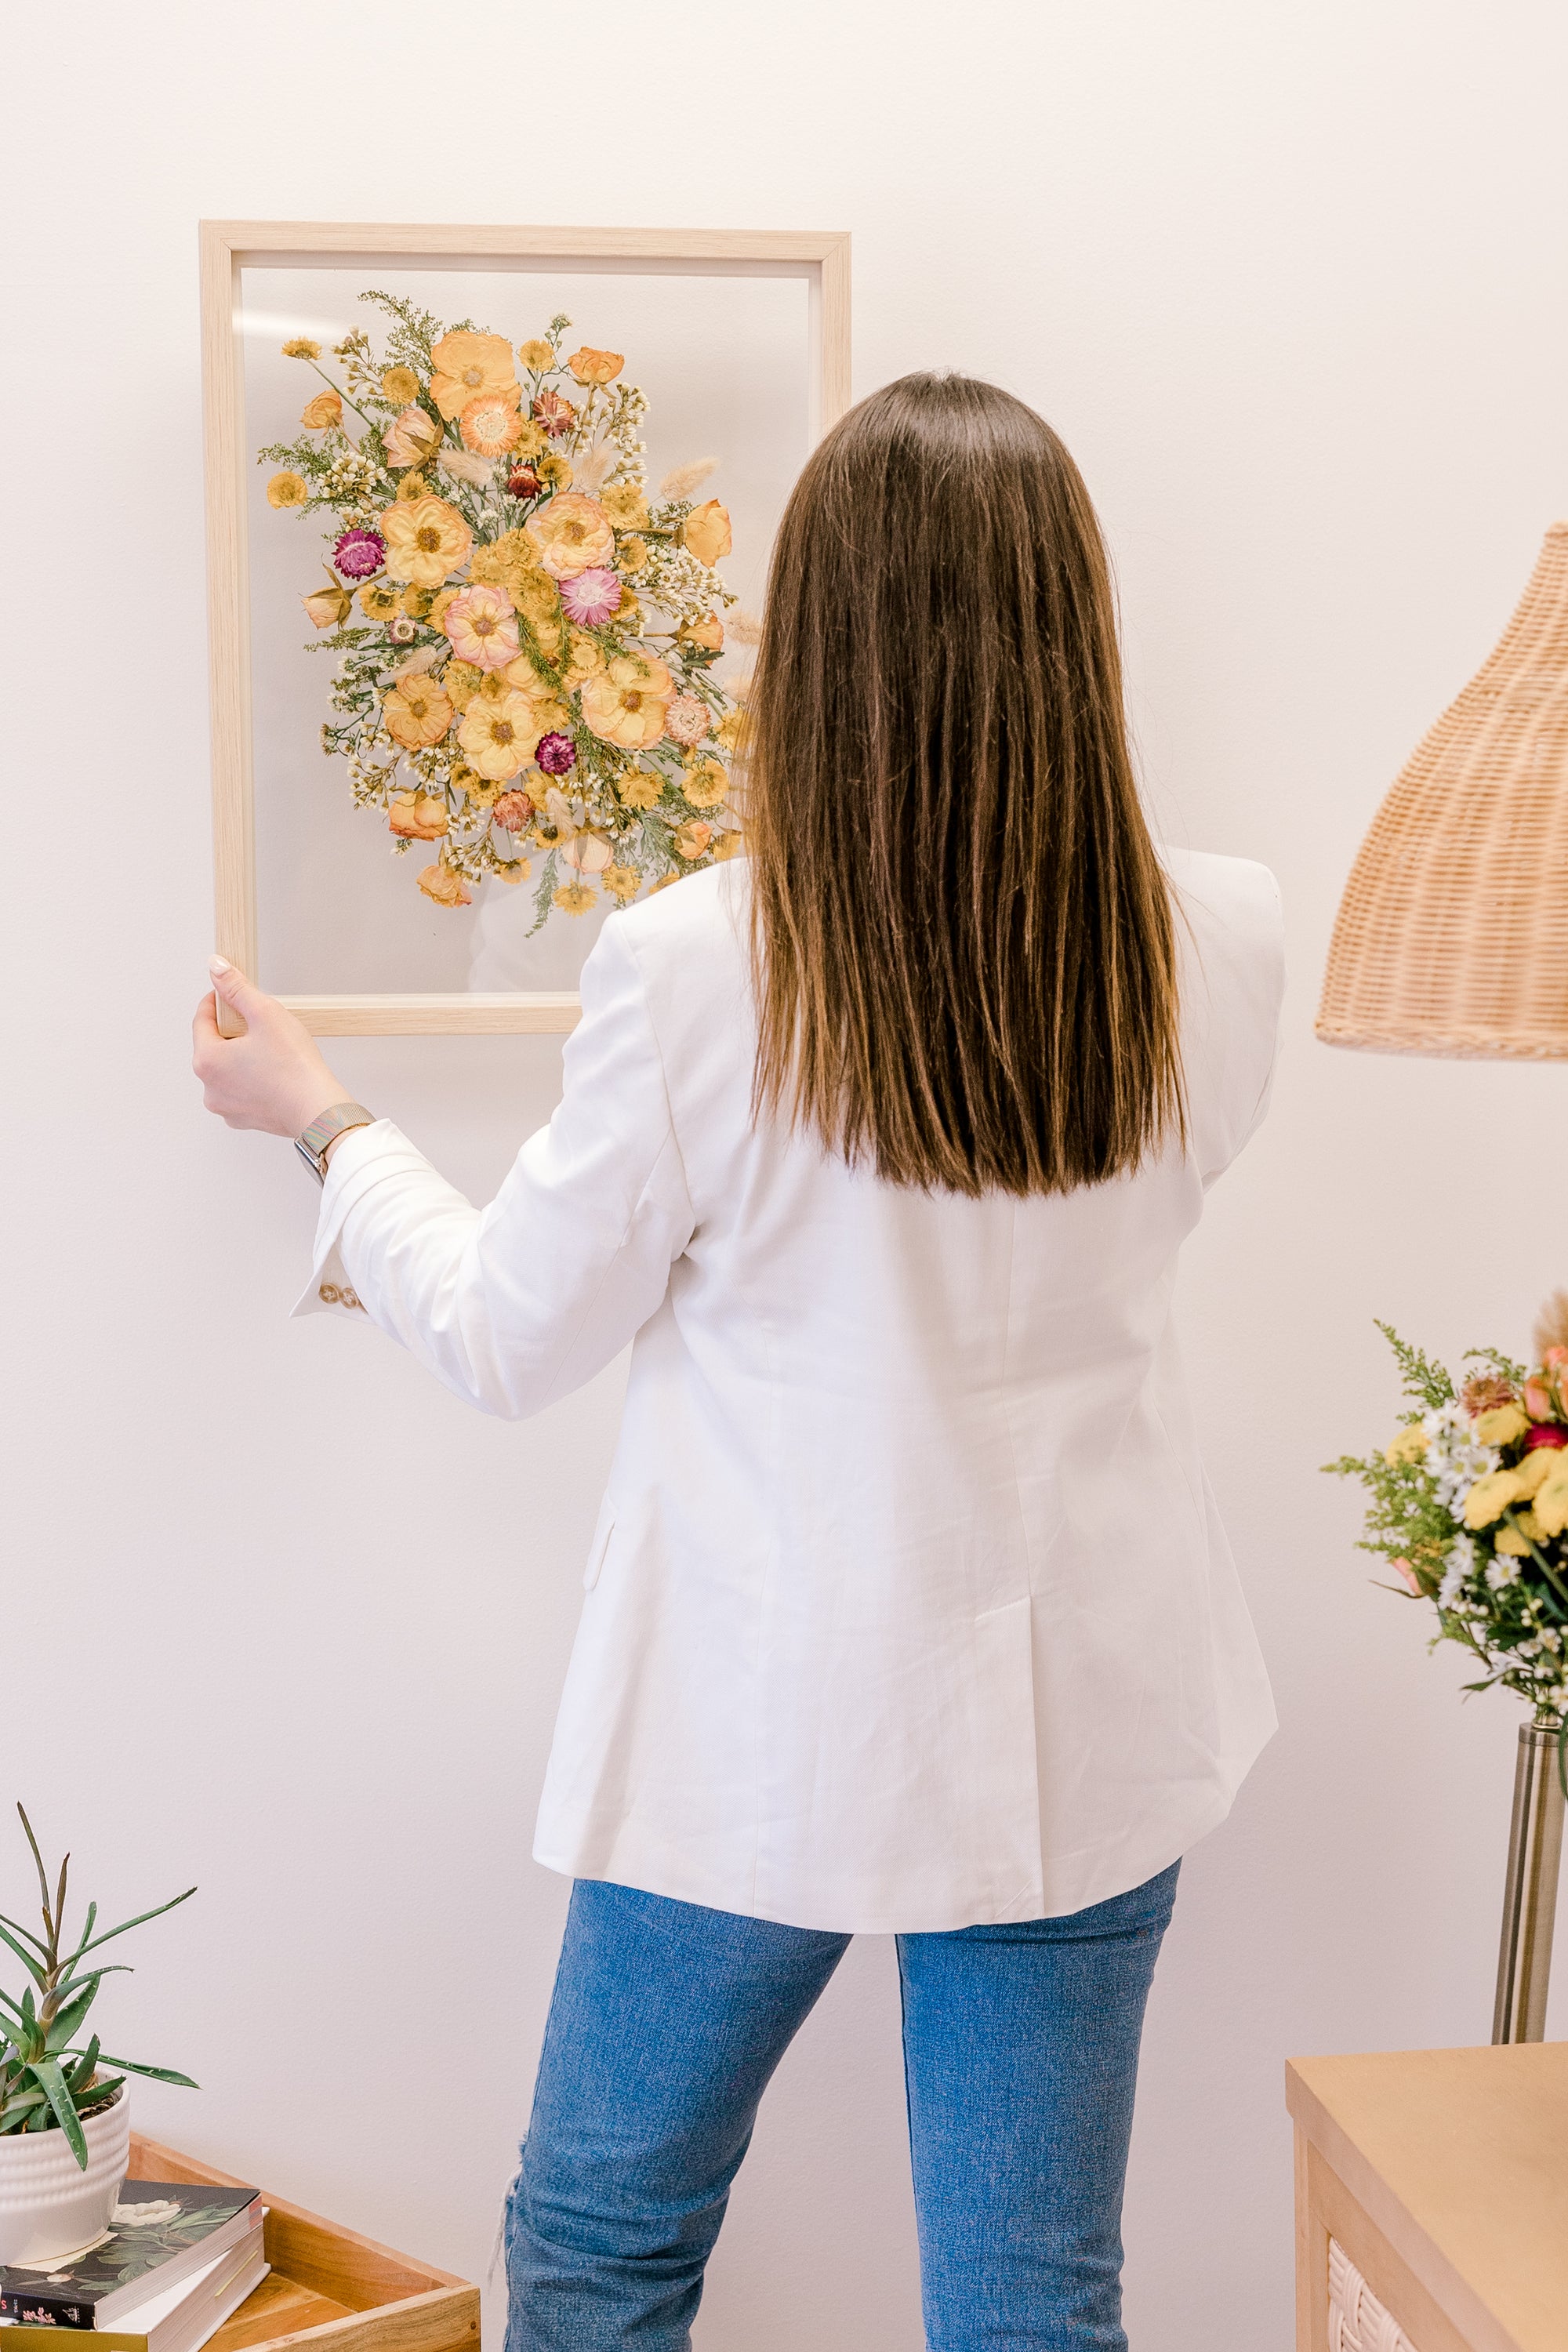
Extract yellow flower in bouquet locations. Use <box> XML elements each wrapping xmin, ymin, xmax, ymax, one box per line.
<box><xmin>380</xmin><ymin>495</ymin><xmax>473</xmax><ymax>587</ymax></box>
<box><xmin>459</xmin><ymin>688</ymin><xmax>546</xmax><ymax>780</ymax></box>
<box><xmin>281</xmin><ymin>337</ymin><xmax>321</xmax><ymax>360</ymax></box>
<box><xmin>267</xmin><ymin>470</ymin><xmax>308</xmax><ymax>509</ymax></box>
<box><xmin>554</xmin><ymin>881</ymin><xmax>597</xmax><ymax>916</ymax></box>
<box><xmin>442</xmin><ymin>659</ymin><xmax>484</xmax><ymax>711</ymax></box>
<box><xmin>615</xmin><ymin>769</ymin><xmax>666</xmax><ymax>811</ymax></box>
<box><xmin>1476</xmin><ymin>1403</ymin><xmax>1530</xmax><ymax>1447</ymax></box>
<box><xmin>418</xmin><ymin>860</ymin><xmax>471</xmax><ymax>907</ymax></box>
<box><xmin>526</xmin><ymin>492</ymin><xmax>615</xmax><ymax>579</ymax></box>
<box><xmin>683</xmin><ymin>499</ymin><xmax>732</xmax><ymax>565</ymax></box>
<box><xmin>561</xmin><ymin>629</ymin><xmax>604</xmax><ymax>689</ymax></box>
<box><xmin>302</xmin><ymin>390</ymin><xmax>342</xmax><ymax>430</ymax></box>
<box><xmin>538</xmin><ymin>454</ymin><xmax>573</xmax><ymax>492</ymax></box>
<box><xmin>518</xmin><ymin>338</ymin><xmax>555</xmax><ymax>372</ymax></box>
<box><xmin>602</xmin><ymin>484</ymin><xmax>649</xmax><ymax>531</ymax></box>
<box><xmin>1463</xmin><ymin>1469</ymin><xmax>1525</xmax><ymax>1528</ymax></box>
<box><xmin>387</xmin><ymin>789</ymin><xmax>449</xmax><ymax>839</ymax></box>
<box><xmin>1384</xmin><ymin>1426</ymin><xmax>1430</xmax><ymax>1466</ymax></box>
<box><xmin>581</xmin><ymin>655</ymin><xmax>675</xmax><ymax>750</ymax></box>
<box><xmin>360</xmin><ymin>581</ymin><xmax>401</xmax><ymax>620</ymax></box>
<box><xmin>682</xmin><ymin>757</ymin><xmax>728</xmax><ymax>809</ymax></box>
<box><xmin>429</xmin><ymin>330</ymin><xmax>517</xmax><ymax>420</ymax></box>
<box><xmin>714</xmin><ymin>709</ymin><xmax>749</xmax><ymax>753</ymax></box>
<box><xmin>602</xmin><ymin>864</ymin><xmax>640</xmax><ymax>903</ymax></box>
<box><xmin>383</xmin><ymin>676</ymin><xmax>454</xmax><ymax>750</ymax></box>
<box><xmin>383</xmin><ymin>366</ymin><xmax>421</xmax><ymax>403</ymax></box>
<box><xmin>566</xmin><ymin>346</ymin><xmax>624</xmax><ymax>386</ymax></box>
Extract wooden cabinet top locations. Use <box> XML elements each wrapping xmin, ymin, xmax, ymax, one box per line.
<box><xmin>1287</xmin><ymin>2044</ymin><xmax>1568</xmax><ymax>2352</ymax></box>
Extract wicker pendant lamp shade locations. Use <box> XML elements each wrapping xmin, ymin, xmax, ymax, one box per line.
<box><xmin>1317</xmin><ymin>522</ymin><xmax>1568</xmax><ymax>1058</ymax></box>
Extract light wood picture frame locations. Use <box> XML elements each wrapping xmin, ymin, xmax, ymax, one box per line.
<box><xmin>201</xmin><ymin>220</ymin><xmax>851</xmax><ymax>1035</ymax></box>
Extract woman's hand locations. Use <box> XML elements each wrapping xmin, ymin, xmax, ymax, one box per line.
<box><xmin>193</xmin><ymin>957</ymin><xmax>350</xmax><ymax>1138</ymax></box>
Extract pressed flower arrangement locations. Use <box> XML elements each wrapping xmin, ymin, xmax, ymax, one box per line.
<box><xmin>1326</xmin><ymin>1306</ymin><xmax>1568</xmax><ymax>1777</ymax></box>
<box><xmin>258</xmin><ymin>296</ymin><xmax>746</xmax><ymax>925</ymax></box>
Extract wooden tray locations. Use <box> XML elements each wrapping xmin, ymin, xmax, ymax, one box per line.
<box><xmin>127</xmin><ymin>2136</ymin><xmax>481</xmax><ymax>2352</ymax></box>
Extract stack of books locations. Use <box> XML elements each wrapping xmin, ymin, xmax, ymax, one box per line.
<box><xmin>0</xmin><ymin>2183</ymin><xmax>267</xmax><ymax>2352</ymax></box>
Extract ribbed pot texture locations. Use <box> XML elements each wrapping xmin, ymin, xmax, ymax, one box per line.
<box><xmin>0</xmin><ymin>2091</ymin><xmax>131</xmax><ymax>2267</ymax></box>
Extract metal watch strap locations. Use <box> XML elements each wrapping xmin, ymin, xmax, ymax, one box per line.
<box><xmin>295</xmin><ymin>1102</ymin><xmax>376</xmax><ymax>1185</ymax></box>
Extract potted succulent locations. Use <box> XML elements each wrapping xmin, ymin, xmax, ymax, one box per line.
<box><xmin>0</xmin><ymin>1806</ymin><xmax>197</xmax><ymax>2266</ymax></box>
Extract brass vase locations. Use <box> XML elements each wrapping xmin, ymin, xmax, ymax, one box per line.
<box><xmin>1492</xmin><ymin>1718</ymin><xmax>1566</xmax><ymax>2042</ymax></box>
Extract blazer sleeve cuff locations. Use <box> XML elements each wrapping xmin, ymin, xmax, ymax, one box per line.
<box><xmin>290</xmin><ymin>1119</ymin><xmax>434</xmax><ymax>1323</ymax></box>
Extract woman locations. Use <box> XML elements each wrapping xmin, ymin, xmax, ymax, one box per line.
<box><xmin>194</xmin><ymin>372</ymin><xmax>1283</xmax><ymax>2351</ymax></box>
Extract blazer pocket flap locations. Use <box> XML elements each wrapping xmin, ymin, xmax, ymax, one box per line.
<box><xmin>583</xmin><ymin>1499</ymin><xmax>616</xmax><ymax>1592</ymax></box>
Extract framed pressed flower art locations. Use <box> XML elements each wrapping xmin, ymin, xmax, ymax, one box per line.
<box><xmin>201</xmin><ymin>220</ymin><xmax>851</xmax><ymax>1033</ymax></box>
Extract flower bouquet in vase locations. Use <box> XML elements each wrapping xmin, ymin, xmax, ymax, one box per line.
<box><xmin>1326</xmin><ymin>1301</ymin><xmax>1568</xmax><ymax>2039</ymax></box>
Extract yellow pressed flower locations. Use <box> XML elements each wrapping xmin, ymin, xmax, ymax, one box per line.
<box><xmin>401</xmin><ymin>584</ymin><xmax>434</xmax><ymax>618</ymax></box>
<box><xmin>561</xmin><ymin>632</ymin><xmax>604</xmax><ymax>691</ymax></box>
<box><xmin>618</xmin><ymin>535</ymin><xmax>648</xmax><ymax>574</ymax></box>
<box><xmin>379</xmin><ymin>495</ymin><xmax>474</xmax><ymax>588</ymax></box>
<box><xmin>267</xmin><ymin>470</ymin><xmax>308</xmax><ymax>509</ymax></box>
<box><xmin>301</xmin><ymin>578</ymin><xmax>353</xmax><ymax>628</ymax></box>
<box><xmin>683</xmin><ymin>757</ymin><xmax>728</xmax><ymax>809</ymax></box>
<box><xmin>383</xmin><ymin>677</ymin><xmax>454</xmax><ymax>750</ymax></box>
<box><xmin>554</xmin><ymin>881</ymin><xmax>597</xmax><ymax>916</ymax></box>
<box><xmin>518</xmin><ymin>338</ymin><xmax>556</xmax><ymax>372</ymax></box>
<box><xmin>538</xmin><ymin>454</ymin><xmax>573</xmax><ymax>492</ymax></box>
<box><xmin>648</xmin><ymin>873</ymin><xmax>681</xmax><ymax>894</ymax></box>
<box><xmin>387</xmin><ymin>789</ymin><xmax>449</xmax><ymax>838</ymax></box>
<box><xmin>1531</xmin><ymin>1461</ymin><xmax>1568</xmax><ymax>1537</ymax></box>
<box><xmin>616</xmin><ymin>593</ymin><xmax>644</xmax><ymax>633</ymax></box>
<box><xmin>1462</xmin><ymin>1469</ymin><xmax>1525</xmax><ymax>1529</ymax></box>
<box><xmin>602</xmin><ymin>863</ymin><xmax>640</xmax><ymax>902</ymax></box>
<box><xmin>616</xmin><ymin>770</ymin><xmax>665</xmax><ymax>811</ymax></box>
<box><xmin>496</xmin><ymin>858</ymin><xmax>532</xmax><ymax>884</ymax></box>
<box><xmin>516</xmin><ymin>572</ymin><xmax>561</xmax><ymax>626</ymax></box>
<box><xmin>512</xmin><ymin>419</ymin><xmax>549</xmax><ymax>461</ymax></box>
<box><xmin>360</xmin><ymin>581</ymin><xmax>401</xmax><ymax>620</ymax></box>
<box><xmin>527</xmin><ymin>492</ymin><xmax>614</xmax><ymax>579</ymax></box>
<box><xmin>396</xmin><ymin>471</ymin><xmax>430</xmax><ymax>502</ymax></box>
<box><xmin>383</xmin><ymin>365</ymin><xmax>421</xmax><ymax>403</ymax></box>
<box><xmin>581</xmin><ymin>653</ymin><xmax>675</xmax><ymax>749</ymax></box>
<box><xmin>458</xmin><ymin>688</ymin><xmax>545</xmax><ymax>780</ymax></box>
<box><xmin>281</xmin><ymin>337</ymin><xmax>321</xmax><ymax>360</ymax></box>
<box><xmin>682</xmin><ymin>499</ymin><xmax>732</xmax><ymax>565</ymax></box>
<box><xmin>450</xmin><ymin>762</ymin><xmax>495</xmax><ymax>805</ymax></box>
<box><xmin>1383</xmin><ymin>1425</ymin><xmax>1431</xmax><ymax>1467</ymax></box>
<box><xmin>301</xmin><ymin>390</ymin><xmax>342</xmax><ymax>430</ymax></box>
<box><xmin>566</xmin><ymin>345</ymin><xmax>625</xmax><ymax>386</ymax></box>
<box><xmin>418</xmin><ymin>860</ymin><xmax>471</xmax><ymax>907</ymax></box>
<box><xmin>712</xmin><ymin>827</ymin><xmax>745</xmax><ymax>862</ymax></box>
<box><xmin>714</xmin><ymin>709</ymin><xmax>749</xmax><ymax>753</ymax></box>
<box><xmin>429</xmin><ymin>330</ymin><xmax>518</xmax><ymax>420</ymax></box>
<box><xmin>1475</xmin><ymin>1403</ymin><xmax>1530</xmax><ymax>1447</ymax></box>
<box><xmin>602</xmin><ymin>484</ymin><xmax>649</xmax><ymax>531</ymax></box>
<box><xmin>442</xmin><ymin>660</ymin><xmax>484</xmax><ymax>711</ymax></box>
<box><xmin>429</xmin><ymin>587</ymin><xmax>459</xmax><ymax>632</ymax></box>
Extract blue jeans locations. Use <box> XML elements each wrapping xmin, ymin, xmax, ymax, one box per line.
<box><xmin>504</xmin><ymin>1863</ymin><xmax>1179</xmax><ymax>2351</ymax></box>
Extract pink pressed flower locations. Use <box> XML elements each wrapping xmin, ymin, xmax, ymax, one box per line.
<box><xmin>491</xmin><ymin>791</ymin><xmax>535</xmax><ymax>833</ymax></box>
<box><xmin>532</xmin><ymin>388</ymin><xmax>577</xmax><ymax>438</ymax></box>
<box><xmin>443</xmin><ymin>583</ymin><xmax>521</xmax><ymax>672</ymax></box>
<box><xmin>664</xmin><ymin>693</ymin><xmax>711</xmax><ymax>746</ymax></box>
<box><xmin>333</xmin><ymin>527</ymin><xmax>384</xmax><ymax>580</ymax></box>
<box><xmin>558</xmin><ymin>568</ymin><xmax>621</xmax><ymax>626</ymax></box>
<box><xmin>535</xmin><ymin>731</ymin><xmax>575</xmax><ymax>776</ymax></box>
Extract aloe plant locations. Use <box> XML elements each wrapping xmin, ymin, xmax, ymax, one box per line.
<box><xmin>0</xmin><ymin>1806</ymin><xmax>198</xmax><ymax>2168</ymax></box>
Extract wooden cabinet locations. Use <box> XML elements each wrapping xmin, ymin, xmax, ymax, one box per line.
<box><xmin>1287</xmin><ymin>2045</ymin><xmax>1568</xmax><ymax>2352</ymax></box>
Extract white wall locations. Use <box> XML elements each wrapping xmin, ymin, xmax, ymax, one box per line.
<box><xmin>7</xmin><ymin>5</ymin><xmax>1568</xmax><ymax>2346</ymax></box>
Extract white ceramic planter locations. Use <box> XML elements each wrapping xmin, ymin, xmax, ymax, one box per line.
<box><xmin>0</xmin><ymin>2090</ymin><xmax>130</xmax><ymax>2267</ymax></box>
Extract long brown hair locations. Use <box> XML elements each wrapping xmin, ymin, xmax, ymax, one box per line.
<box><xmin>745</xmin><ymin>371</ymin><xmax>1185</xmax><ymax>1198</ymax></box>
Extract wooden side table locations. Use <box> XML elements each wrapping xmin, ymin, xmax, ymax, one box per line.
<box><xmin>1287</xmin><ymin>2045</ymin><xmax>1568</xmax><ymax>2352</ymax></box>
<box><xmin>128</xmin><ymin>2133</ymin><xmax>480</xmax><ymax>2352</ymax></box>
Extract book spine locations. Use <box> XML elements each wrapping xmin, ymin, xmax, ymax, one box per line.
<box><xmin>0</xmin><ymin>2298</ymin><xmax>95</xmax><ymax>2331</ymax></box>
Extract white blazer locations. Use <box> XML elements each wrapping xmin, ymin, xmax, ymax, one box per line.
<box><xmin>299</xmin><ymin>848</ymin><xmax>1283</xmax><ymax>1933</ymax></box>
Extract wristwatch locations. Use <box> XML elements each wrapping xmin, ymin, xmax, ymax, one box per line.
<box><xmin>295</xmin><ymin>1102</ymin><xmax>376</xmax><ymax>1184</ymax></box>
